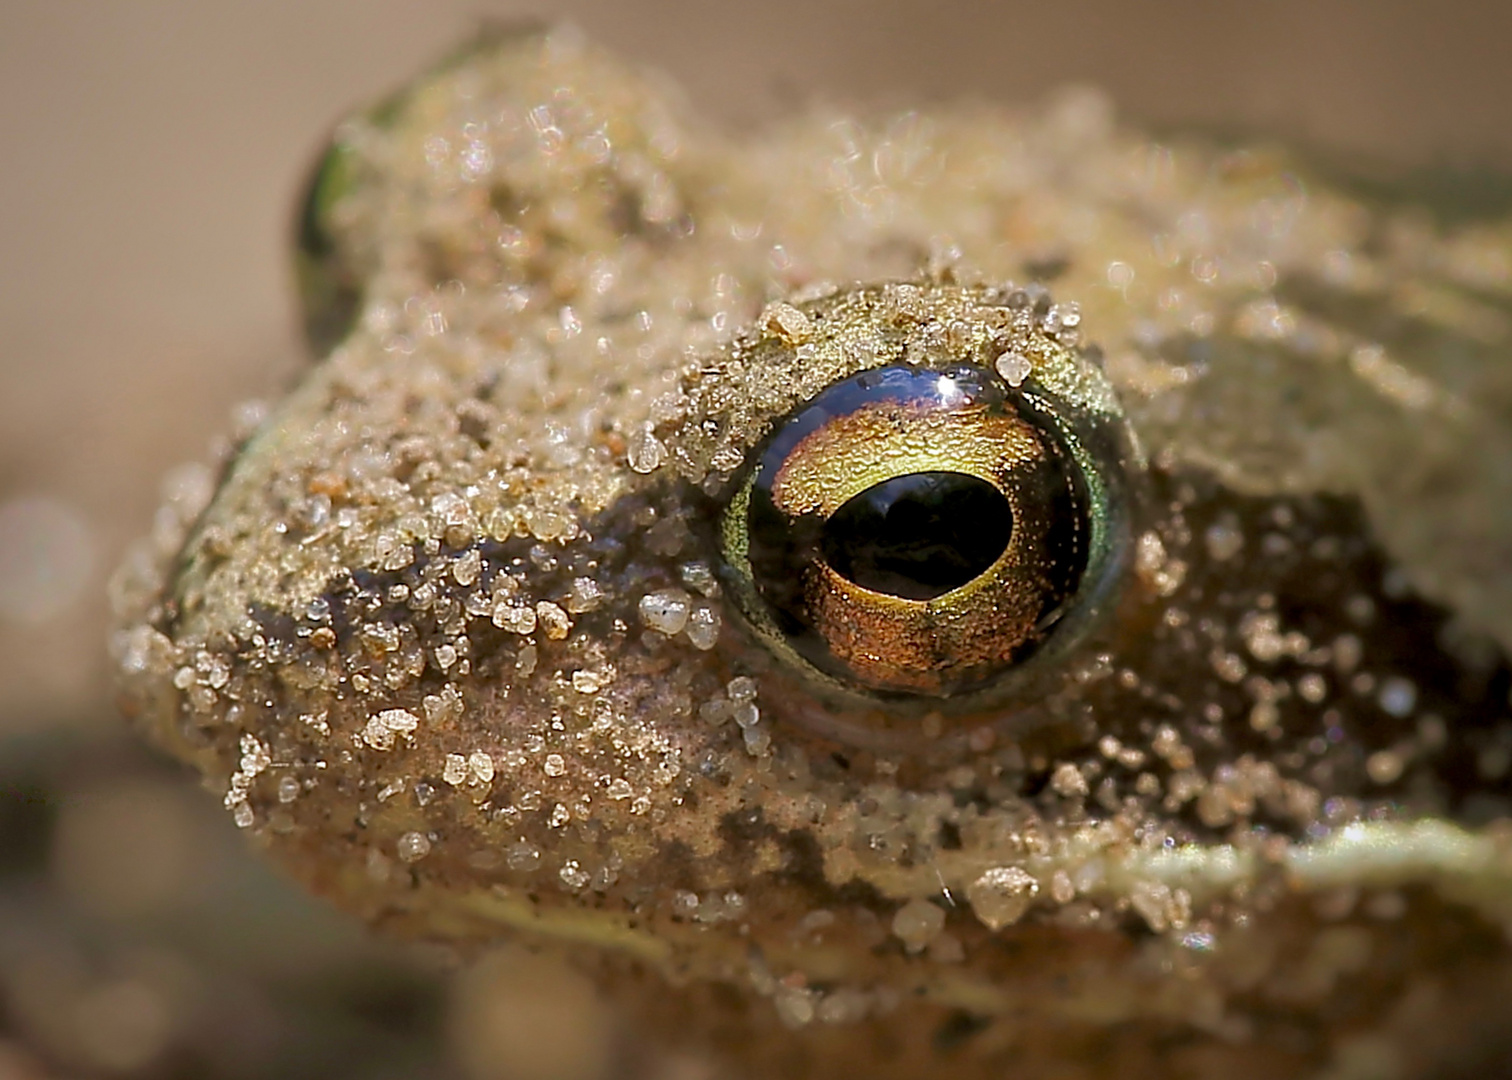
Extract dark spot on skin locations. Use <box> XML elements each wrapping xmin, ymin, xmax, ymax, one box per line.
<box><xmin>489</xmin><ymin>183</ymin><xmax>526</xmax><ymax>221</ymax></box>
<box><xmin>718</xmin><ymin>806</ymin><xmax>769</xmax><ymax>848</ymax></box>
<box><xmin>1019</xmin><ymin>769</ymin><xmax>1052</xmax><ymax>799</ymax></box>
<box><xmin>1022</xmin><ymin>254</ymin><xmax>1071</xmax><ymax>280</ymax></box>
<box><xmin>773</xmin><ymin>829</ymin><xmax>889</xmax><ymax>910</ymax></box>
<box><xmin>0</xmin><ymin>774</ymin><xmax>54</xmax><ymax>879</ymax></box>
<box><xmin>1129</xmin><ymin>468</ymin><xmax>1512</xmax><ymax>832</ymax></box>
<box><xmin>932</xmin><ymin>1010</ymin><xmax>992</xmax><ymax>1052</ymax></box>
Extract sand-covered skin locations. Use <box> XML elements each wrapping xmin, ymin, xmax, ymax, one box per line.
<box><xmin>112</xmin><ymin>28</ymin><xmax>1512</xmax><ymax>1079</ymax></box>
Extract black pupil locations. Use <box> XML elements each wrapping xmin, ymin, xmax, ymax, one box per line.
<box><xmin>820</xmin><ymin>471</ymin><xmax>1012</xmax><ymax>600</ymax></box>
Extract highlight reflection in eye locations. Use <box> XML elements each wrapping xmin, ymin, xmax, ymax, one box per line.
<box><xmin>718</xmin><ymin>294</ymin><xmax>1140</xmax><ymax>710</ymax></box>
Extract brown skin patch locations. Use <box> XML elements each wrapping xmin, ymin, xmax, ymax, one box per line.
<box><xmin>111</xmin><ymin>28</ymin><xmax>1512</xmax><ymax>1080</ymax></box>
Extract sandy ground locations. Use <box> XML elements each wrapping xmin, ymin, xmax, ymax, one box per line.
<box><xmin>1</xmin><ymin>2</ymin><xmax>1510</xmax><ymax>1077</ymax></box>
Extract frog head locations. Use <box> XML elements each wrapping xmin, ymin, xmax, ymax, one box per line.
<box><xmin>112</xmin><ymin>28</ymin><xmax>1512</xmax><ymax>1079</ymax></box>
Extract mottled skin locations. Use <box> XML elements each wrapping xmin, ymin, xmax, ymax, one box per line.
<box><xmin>111</xmin><ymin>29</ymin><xmax>1512</xmax><ymax>1079</ymax></box>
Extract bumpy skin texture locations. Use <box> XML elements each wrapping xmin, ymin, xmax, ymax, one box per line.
<box><xmin>112</xmin><ymin>29</ymin><xmax>1512</xmax><ymax>1079</ymax></box>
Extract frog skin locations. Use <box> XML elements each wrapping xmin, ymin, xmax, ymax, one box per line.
<box><xmin>110</xmin><ymin>28</ymin><xmax>1512</xmax><ymax>1080</ymax></box>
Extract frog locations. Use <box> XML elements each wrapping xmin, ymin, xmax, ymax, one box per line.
<box><xmin>108</xmin><ymin>26</ymin><xmax>1512</xmax><ymax>1080</ymax></box>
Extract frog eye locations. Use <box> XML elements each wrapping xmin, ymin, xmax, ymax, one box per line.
<box><xmin>293</xmin><ymin>33</ymin><xmax>511</xmax><ymax>358</ymax></box>
<box><xmin>718</xmin><ymin>337</ymin><xmax>1136</xmax><ymax>707</ymax></box>
<box><xmin>293</xmin><ymin>134</ymin><xmax>367</xmax><ymax>358</ymax></box>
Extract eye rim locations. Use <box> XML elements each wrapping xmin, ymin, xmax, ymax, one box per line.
<box><xmin>740</xmin><ymin>361</ymin><xmax>1089</xmax><ymax>698</ymax></box>
<box><xmin>713</xmin><ymin>284</ymin><xmax>1141</xmax><ymax>718</ymax></box>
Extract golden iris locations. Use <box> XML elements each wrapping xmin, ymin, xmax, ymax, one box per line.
<box><xmin>718</xmin><ymin>341</ymin><xmax>1135</xmax><ymax>707</ymax></box>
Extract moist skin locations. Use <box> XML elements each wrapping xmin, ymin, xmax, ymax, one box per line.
<box><xmin>112</xmin><ymin>28</ymin><xmax>1512</xmax><ymax>1080</ymax></box>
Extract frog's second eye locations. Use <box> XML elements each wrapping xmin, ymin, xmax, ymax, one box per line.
<box><xmin>294</xmin><ymin>136</ymin><xmax>366</xmax><ymax>358</ymax></box>
<box><xmin>717</xmin><ymin>314</ymin><xmax>1138</xmax><ymax>708</ymax></box>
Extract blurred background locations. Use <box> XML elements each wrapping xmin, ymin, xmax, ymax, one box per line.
<box><xmin>2</xmin><ymin>2</ymin><xmax>1512</xmax><ymax>1077</ymax></box>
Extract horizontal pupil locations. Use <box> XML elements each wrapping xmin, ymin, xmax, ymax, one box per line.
<box><xmin>821</xmin><ymin>471</ymin><xmax>1013</xmax><ymax>600</ymax></box>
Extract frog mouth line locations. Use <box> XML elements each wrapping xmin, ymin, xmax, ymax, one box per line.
<box><xmin>433</xmin><ymin>816</ymin><xmax>1512</xmax><ymax>972</ymax></box>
